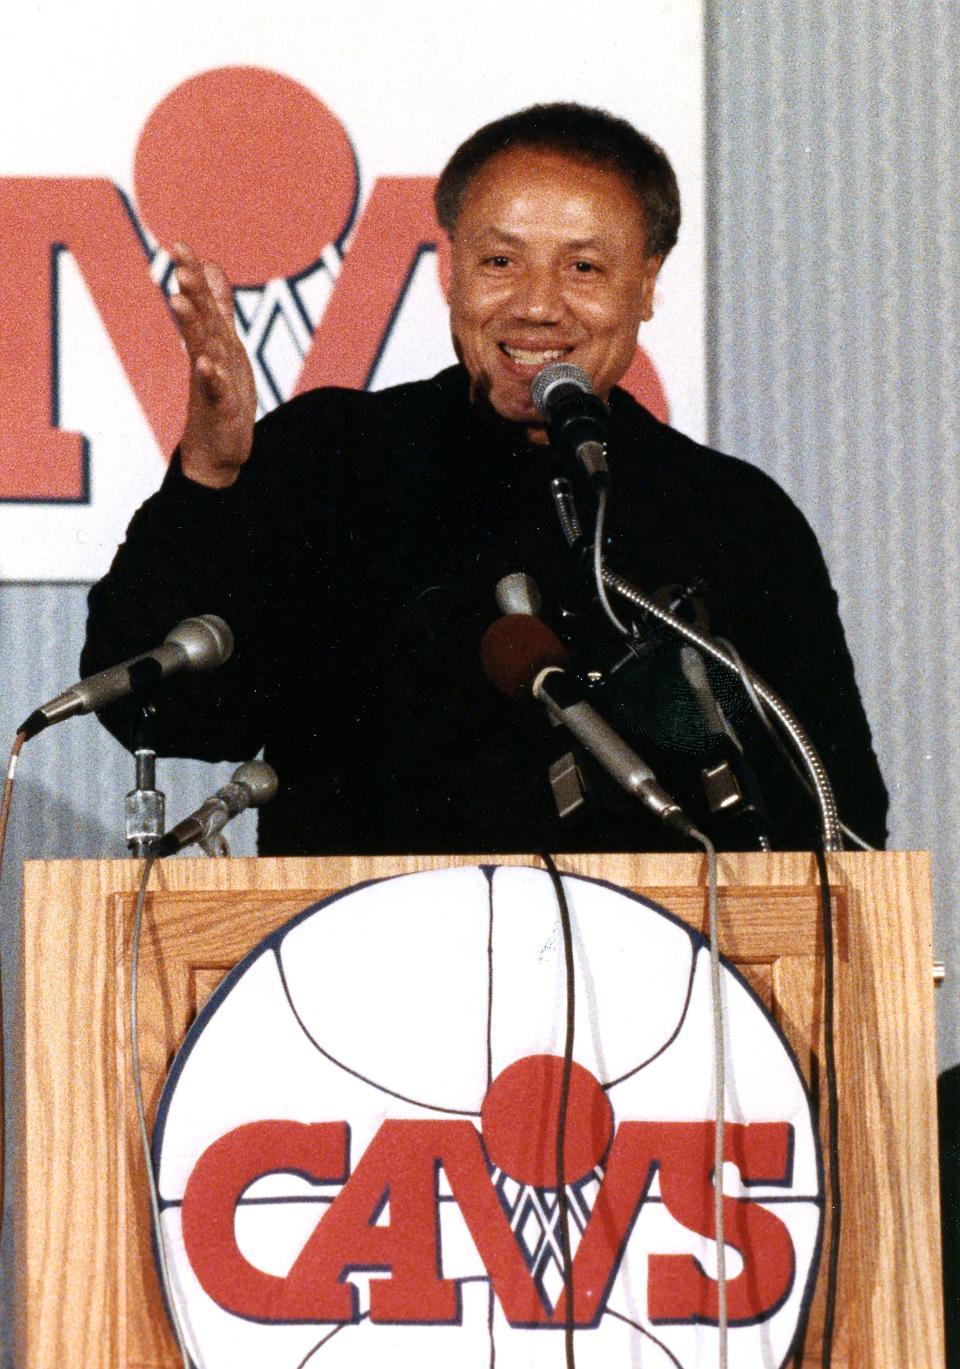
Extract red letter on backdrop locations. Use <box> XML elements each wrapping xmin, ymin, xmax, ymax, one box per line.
<box><xmin>0</xmin><ymin>178</ymin><xmax>186</xmax><ymax>500</ymax></box>
<box><xmin>294</xmin><ymin>177</ymin><xmax>440</xmax><ymax>394</ymax></box>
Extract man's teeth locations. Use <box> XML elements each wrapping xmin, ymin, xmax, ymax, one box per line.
<box><xmin>501</xmin><ymin>346</ymin><xmax>569</xmax><ymax>365</ymax></box>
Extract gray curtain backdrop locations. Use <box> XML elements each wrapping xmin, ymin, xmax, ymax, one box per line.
<box><xmin>705</xmin><ymin>0</ymin><xmax>959</xmax><ymax>1062</ymax></box>
<box><xmin>0</xmin><ymin>4</ymin><xmax>957</xmax><ymax>1357</ymax></box>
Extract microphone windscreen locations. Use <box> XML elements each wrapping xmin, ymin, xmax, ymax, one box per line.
<box><xmin>480</xmin><ymin>615</ymin><xmax>570</xmax><ymax>701</ymax></box>
<box><xmin>165</xmin><ymin>614</ymin><xmax>234</xmax><ymax>670</ymax></box>
<box><xmin>494</xmin><ymin>572</ymin><xmax>542</xmax><ymax>619</ymax></box>
<box><xmin>231</xmin><ymin>760</ymin><xmax>279</xmax><ymax>806</ymax></box>
<box><xmin>531</xmin><ymin>361</ymin><xmax>591</xmax><ymax>415</ymax></box>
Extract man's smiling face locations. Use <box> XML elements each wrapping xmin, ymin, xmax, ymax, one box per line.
<box><xmin>447</xmin><ymin>144</ymin><xmax>661</xmax><ymax>442</ymax></box>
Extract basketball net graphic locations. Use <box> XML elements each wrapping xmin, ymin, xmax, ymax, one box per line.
<box><xmin>150</xmin><ymin>243</ymin><xmax>341</xmax><ymax>418</ymax></box>
<box><xmin>492</xmin><ymin>1165</ymin><xmax>603</xmax><ymax>1312</ymax></box>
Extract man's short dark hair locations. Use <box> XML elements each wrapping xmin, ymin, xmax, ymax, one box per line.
<box><xmin>435</xmin><ymin>102</ymin><xmax>681</xmax><ymax>259</ymax></box>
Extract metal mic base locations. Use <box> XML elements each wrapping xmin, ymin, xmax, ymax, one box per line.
<box><xmin>125</xmin><ymin>746</ymin><xmax>165</xmax><ymax>858</ymax></box>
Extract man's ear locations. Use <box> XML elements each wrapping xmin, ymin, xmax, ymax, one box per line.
<box><xmin>639</xmin><ymin>254</ymin><xmax>663</xmax><ymax>323</ymax></box>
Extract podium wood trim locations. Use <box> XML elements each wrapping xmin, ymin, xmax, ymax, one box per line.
<box><xmin>16</xmin><ymin>851</ymin><xmax>943</xmax><ymax>1366</ymax></box>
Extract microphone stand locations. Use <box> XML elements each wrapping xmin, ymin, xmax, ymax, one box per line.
<box><xmin>125</xmin><ymin>703</ymin><xmax>165</xmax><ymax>858</ymax></box>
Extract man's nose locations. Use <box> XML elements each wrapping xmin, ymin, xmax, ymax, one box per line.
<box><xmin>511</xmin><ymin>267</ymin><xmax>564</xmax><ymax>323</ymax></box>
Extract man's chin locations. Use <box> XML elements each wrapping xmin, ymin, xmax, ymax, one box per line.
<box><xmin>495</xmin><ymin>396</ymin><xmax>541</xmax><ymax>425</ymax></box>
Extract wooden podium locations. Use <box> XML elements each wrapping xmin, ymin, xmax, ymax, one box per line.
<box><xmin>15</xmin><ymin>850</ymin><xmax>944</xmax><ymax>1366</ymax></box>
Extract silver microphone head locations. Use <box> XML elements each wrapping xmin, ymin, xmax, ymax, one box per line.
<box><xmin>531</xmin><ymin>362</ymin><xmax>592</xmax><ymax>416</ymax></box>
<box><xmin>231</xmin><ymin>760</ymin><xmax>279</xmax><ymax>807</ymax></box>
<box><xmin>164</xmin><ymin>614</ymin><xmax>234</xmax><ymax>671</ymax></box>
<box><xmin>495</xmin><ymin>573</ymin><xmax>542</xmax><ymax>618</ymax></box>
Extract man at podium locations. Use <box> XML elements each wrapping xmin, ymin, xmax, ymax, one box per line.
<box><xmin>80</xmin><ymin>102</ymin><xmax>888</xmax><ymax>855</ymax></box>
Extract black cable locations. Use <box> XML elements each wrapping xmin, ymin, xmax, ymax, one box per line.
<box><xmin>539</xmin><ymin>851</ymin><xmax>576</xmax><ymax>1369</ymax></box>
<box><xmin>815</xmin><ymin>845</ymin><xmax>840</xmax><ymax>1368</ymax></box>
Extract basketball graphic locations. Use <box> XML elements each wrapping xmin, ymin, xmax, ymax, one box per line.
<box><xmin>154</xmin><ymin>866</ymin><xmax>822</xmax><ymax>1366</ymax></box>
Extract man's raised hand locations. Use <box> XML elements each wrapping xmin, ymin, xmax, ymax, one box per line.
<box><xmin>170</xmin><ymin>242</ymin><xmax>257</xmax><ymax>489</ymax></box>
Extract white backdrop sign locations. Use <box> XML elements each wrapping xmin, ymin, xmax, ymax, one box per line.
<box><xmin>0</xmin><ymin>1</ymin><xmax>705</xmax><ymax>580</ymax></box>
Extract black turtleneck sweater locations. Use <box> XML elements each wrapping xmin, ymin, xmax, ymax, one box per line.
<box><xmin>81</xmin><ymin>365</ymin><xmax>888</xmax><ymax>854</ymax></box>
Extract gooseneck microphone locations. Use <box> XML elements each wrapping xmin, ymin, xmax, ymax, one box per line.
<box><xmin>19</xmin><ymin>615</ymin><xmax>234</xmax><ymax>740</ymax></box>
<box><xmin>531</xmin><ymin>362</ymin><xmax>610</xmax><ymax>487</ymax></box>
<box><xmin>152</xmin><ymin>761</ymin><xmax>278</xmax><ymax>857</ymax></box>
<box><xmin>480</xmin><ymin>613</ymin><xmax>695</xmax><ymax>836</ymax></box>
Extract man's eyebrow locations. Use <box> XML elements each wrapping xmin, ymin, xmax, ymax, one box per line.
<box><xmin>477</xmin><ymin>228</ymin><xmax>524</xmax><ymax>246</ymax></box>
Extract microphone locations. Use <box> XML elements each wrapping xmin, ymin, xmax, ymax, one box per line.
<box><xmin>19</xmin><ymin>615</ymin><xmax>234</xmax><ymax>740</ymax></box>
<box><xmin>495</xmin><ymin>572</ymin><xmax>542</xmax><ymax>618</ymax></box>
<box><xmin>152</xmin><ymin>761</ymin><xmax>278</xmax><ymax>857</ymax></box>
<box><xmin>481</xmin><ymin>613</ymin><xmax>695</xmax><ymax>836</ymax></box>
<box><xmin>531</xmin><ymin>362</ymin><xmax>610</xmax><ymax>487</ymax></box>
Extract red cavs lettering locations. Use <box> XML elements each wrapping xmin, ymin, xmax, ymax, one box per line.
<box><xmin>181</xmin><ymin>1115</ymin><xmax>795</xmax><ymax>1328</ymax></box>
<box><xmin>0</xmin><ymin>174</ymin><xmax>441</xmax><ymax>502</ymax></box>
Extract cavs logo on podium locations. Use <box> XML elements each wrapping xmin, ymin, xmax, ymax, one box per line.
<box><xmin>155</xmin><ymin>866</ymin><xmax>823</xmax><ymax>1366</ymax></box>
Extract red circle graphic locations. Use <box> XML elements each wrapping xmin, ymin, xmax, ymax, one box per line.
<box><xmin>133</xmin><ymin>65</ymin><xmax>357</xmax><ymax>285</ymax></box>
<box><xmin>481</xmin><ymin>1054</ymin><xmax>614</xmax><ymax>1188</ymax></box>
